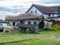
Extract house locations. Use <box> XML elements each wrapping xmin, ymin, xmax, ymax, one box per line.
<box><xmin>6</xmin><ymin>13</ymin><xmax>44</xmax><ymax>28</ymax></box>
<box><xmin>26</xmin><ymin>4</ymin><xmax>60</xmax><ymax>18</ymax></box>
<box><xmin>26</xmin><ymin>4</ymin><xmax>60</xmax><ymax>29</ymax></box>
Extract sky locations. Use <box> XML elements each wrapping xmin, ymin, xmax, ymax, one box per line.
<box><xmin>0</xmin><ymin>0</ymin><xmax>60</xmax><ymax>20</ymax></box>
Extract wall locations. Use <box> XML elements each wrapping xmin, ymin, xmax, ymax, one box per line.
<box><xmin>10</xmin><ymin>22</ymin><xmax>13</xmax><ymax>26</ymax></box>
<box><xmin>43</xmin><ymin>21</ymin><xmax>52</xmax><ymax>28</ymax></box>
<box><xmin>24</xmin><ymin>20</ymin><xmax>41</xmax><ymax>25</ymax></box>
<box><xmin>10</xmin><ymin>21</ymin><xmax>20</xmax><ymax>28</ymax></box>
<box><xmin>27</xmin><ymin>6</ymin><xmax>49</xmax><ymax>18</ymax></box>
<box><xmin>0</xmin><ymin>23</ymin><xmax>7</xmax><ymax>27</ymax></box>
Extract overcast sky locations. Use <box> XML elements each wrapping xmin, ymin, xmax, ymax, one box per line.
<box><xmin>0</xmin><ymin>0</ymin><xmax>60</xmax><ymax>20</ymax></box>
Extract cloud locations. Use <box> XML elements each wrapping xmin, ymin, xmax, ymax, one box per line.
<box><xmin>0</xmin><ymin>0</ymin><xmax>60</xmax><ymax>20</ymax></box>
<box><xmin>0</xmin><ymin>0</ymin><xmax>50</xmax><ymax>7</ymax></box>
<box><xmin>0</xmin><ymin>0</ymin><xmax>5</xmax><ymax>1</ymax></box>
<box><xmin>0</xmin><ymin>0</ymin><xmax>60</xmax><ymax>7</ymax></box>
<box><xmin>0</xmin><ymin>6</ymin><xmax>27</xmax><ymax>13</ymax></box>
<box><xmin>0</xmin><ymin>0</ymin><xmax>60</xmax><ymax>8</ymax></box>
<box><xmin>0</xmin><ymin>11</ymin><xmax>19</xmax><ymax>19</ymax></box>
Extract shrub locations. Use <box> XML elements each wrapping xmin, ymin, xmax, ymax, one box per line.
<box><xmin>39</xmin><ymin>28</ymin><xmax>44</xmax><ymax>31</ymax></box>
<box><xmin>48</xmin><ymin>27</ymin><xmax>56</xmax><ymax>31</ymax></box>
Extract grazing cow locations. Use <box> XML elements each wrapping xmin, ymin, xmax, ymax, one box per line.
<box><xmin>3</xmin><ymin>26</ymin><xmax>14</xmax><ymax>33</ymax></box>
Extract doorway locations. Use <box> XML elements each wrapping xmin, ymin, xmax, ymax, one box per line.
<box><xmin>39</xmin><ymin>20</ymin><xmax>44</xmax><ymax>29</ymax></box>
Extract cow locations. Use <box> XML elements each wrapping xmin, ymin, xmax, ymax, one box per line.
<box><xmin>3</xmin><ymin>26</ymin><xmax>14</xmax><ymax>33</ymax></box>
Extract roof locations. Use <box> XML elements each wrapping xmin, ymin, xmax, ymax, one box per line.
<box><xmin>26</xmin><ymin>4</ymin><xmax>60</xmax><ymax>14</ymax></box>
<box><xmin>48</xmin><ymin>17</ymin><xmax>60</xmax><ymax>21</ymax></box>
<box><xmin>0</xmin><ymin>20</ymin><xmax>9</xmax><ymax>23</ymax></box>
<box><xmin>6</xmin><ymin>13</ymin><xmax>44</xmax><ymax>21</ymax></box>
<box><xmin>0</xmin><ymin>19</ymin><xmax>9</xmax><ymax>23</ymax></box>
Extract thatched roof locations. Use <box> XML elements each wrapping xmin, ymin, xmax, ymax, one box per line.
<box><xmin>6</xmin><ymin>13</ymin><xmax>44</xmax><ymax>21</ymax></box>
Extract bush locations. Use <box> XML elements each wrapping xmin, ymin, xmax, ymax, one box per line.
<box><xmin>48</xmin><ymin>27</ymin><xmax>56</xmax><ymax>31</ymax></box>
<box><xmin>39</xmin><ymin>28</ymin><xmax>44</xmax><ymax>31</ymax></box>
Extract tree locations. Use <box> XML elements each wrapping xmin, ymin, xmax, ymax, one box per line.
<box><xmin>5</xmin><ymin>15</ymin><xmax>13</xmax><ymax>20</ymax></box>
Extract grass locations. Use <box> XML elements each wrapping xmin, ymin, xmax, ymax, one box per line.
<box><xmin>1</xmin><ymin>38</ymin><xmax>60</xmax><ymax>45</ymax></box>
<box><xmin>0</xmin><ymin>29</ymin><xmax>60</xmax><ymax>45</ymax></box>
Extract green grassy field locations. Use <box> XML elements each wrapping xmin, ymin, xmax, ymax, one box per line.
<box><xmin>0</xmin><ymin>30</ymin><xmax>60</xmax><ymax>45</ymax></box>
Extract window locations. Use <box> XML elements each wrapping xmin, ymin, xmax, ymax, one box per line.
<box><xmin>58</xmin><ymin>16</ymin><xmax>60</xmax><ymax>17</ymax></box>
<box><xmin>28</xmin><ymin>21</ymin><xmax>31</xmax><ymax>25</ymax></box>
<box><xmin>35</xmin><ymin>10</ymin><xmax>37</xmax><ymax>14</ymax></box>
<box><xmin>34</xmin><ymin>21</ymin><xmax>37</xmax><ymax>25</ymax></box>
<box><xmin>0</xmin><ymin>23</ymin><xmax>2</xmax><ymax>26</ymax></box>
<box><xmin>31</xmin><ymin>11</ymin><xmax>33</xmax><ymax>13</ymax></box>
<box><xmin>57</xmin><ymin>14</ymin><xmax>60</xmax><ymax>17</ymax></box>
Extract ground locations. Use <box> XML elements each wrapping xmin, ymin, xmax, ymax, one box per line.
<box><xmin>0</xmin><ymin>30</ymin><xmax>60</xmax><ymax>45</ymax></box>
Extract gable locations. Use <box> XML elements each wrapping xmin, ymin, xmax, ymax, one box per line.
<box><xmin>26</xmin><ymin>6</ymin><xmax>43</xmax><ymax>15</ymax></box>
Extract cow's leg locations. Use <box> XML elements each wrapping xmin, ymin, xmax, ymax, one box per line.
<box><xmin>3</xmin><ymin>29</ymin><xmax>5</xmax><ymax>32</ymax></box>
<box><xmin>8</xmin><ymin>28</ymin><xmax>11</xmax><ymax>32</ymax></box>
<box><xmin>9</xmin><ymin>28</ymin><xmax>13</xmax><ymax>33</ymax></box>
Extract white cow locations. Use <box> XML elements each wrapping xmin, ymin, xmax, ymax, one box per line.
<box><xmin>3</xmin><ymin>26</ymin><xmax>14</xmax><ymax>33</ymax></box>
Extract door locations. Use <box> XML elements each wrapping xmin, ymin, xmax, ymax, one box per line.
<box><xmin>39</xmin><ymin>20</ymin><xmax>44</xmax><ymax>29</ymax></box>
<box><xmin>13</xmin><ymin>22</ymin><xmax>15</xmax><ymax>26</ymax></box>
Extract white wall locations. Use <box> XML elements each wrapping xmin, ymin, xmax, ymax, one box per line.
<box><xmin>10</xmin><ymin>21</ymin><xmax>20</xmax><ymax>28</ymax></box>
<box><xmin>44</xmin><ymin>21</ymin><xmax>52</xmax><ymax>28</ymax></box>
<box><xmin>24</xmin><ymin>20</ymin><xmax>41</xmax><ymax>25</ymax></box>
<box><xmin>15</xmin><ymin>22</ymin><xmax>20</xmax><ymax>28</ymax></box>
<box><xmin>10</xmin><ymin>22</ymin><xmax>13</xmax><ymax>26</ymax></box>
<box><xmin>9</xmin><ymin>20</ymin><xmax>40</xmax><ymax>28</ymax></box>
<box><xmin>0</xmin><ymin>23</ymin><xmax>7</xmax><ymax>27</ymax></box>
